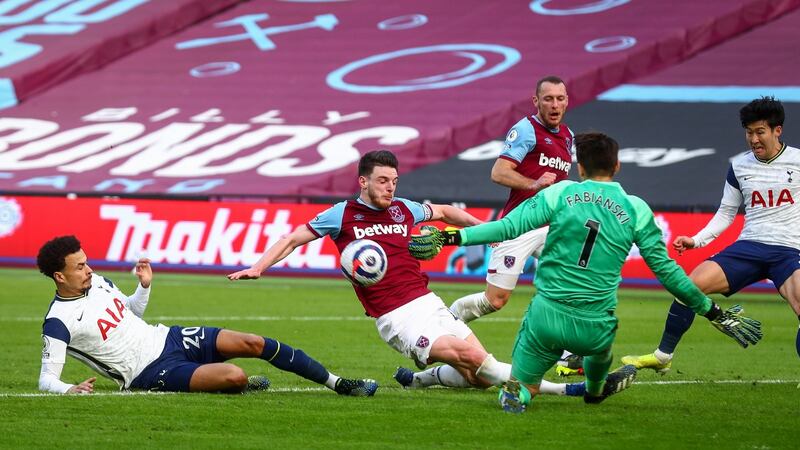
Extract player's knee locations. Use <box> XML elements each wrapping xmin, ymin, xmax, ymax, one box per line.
<box><xmin>240</xmin><ymin>333</ymin><xmax>264</xmax><ymax>356</ymax></box>
<box><xmin>225</xmin><ymin>365</ymin><xmax>248</xmax><ymax>390</ymax></box>
<box><xmin>487</xmin><ymin>291</ymin><xmax>511</xmax><ymax>309</ymax></box>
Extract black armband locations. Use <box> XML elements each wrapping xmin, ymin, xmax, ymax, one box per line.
<box><xmin>443</xmin><ymin>229</ymin><xmax>462</xmax><ymax>246</ymax></box>
<box><xmin>704</xmin><ymin>303</ymin><xmax>722</xmax><ymax>321</ymax></box>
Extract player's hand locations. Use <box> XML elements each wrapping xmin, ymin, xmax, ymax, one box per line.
<box><xmin>134</xmin><ymin>258</ymin><xmax>152</xmax><ymax>288</ymax></box>
<box><xmin>672</xmin><ymin>236</ymin><xmax>696</xmax><ymax>255</ymax></box>
<box><xmin>704</xmin><ymin>303</ymin><xmax>763</xmax><ymax>348</ymax></box>
<box><xmin>532</xmin><ymin>172</ymin><xmax>557</xmax><ymax>191</ymax></box>
<box><xmin>227</xmin><ymin>267</ymin><xmax>262</xmax><ymax>280</ymax></box>
<box><xmin>67</xmin><ymin>377</ymin><xmax>96</xmax><ymax>394</ymax></box>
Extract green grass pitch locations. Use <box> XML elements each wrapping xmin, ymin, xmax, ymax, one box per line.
<box><xmin>1</xmin><ymin>267</ymin><xmax>797</xmax><ymax>449</ymax></box>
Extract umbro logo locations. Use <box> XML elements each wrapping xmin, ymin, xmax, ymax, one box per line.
<box><xmin>354</xmin><ymin>214</ymin><xmax>365</xmax><ymax>221</ymax></box>
<box><xmin>544</xmin><ymin>137</ymin><xmax>553</xmax><ymax>145</ymax></box>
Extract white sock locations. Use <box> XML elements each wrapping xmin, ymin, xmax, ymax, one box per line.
<box><xmin>654</xmin><ymin>349</ymin><xmax>673</xmax><ymax>364</ymax></box>
<box><xmin>324</xmin><ymin>374</ymin><xmax>340</xmax><ymax>390</ymax></box>
<box><xmin>475</xmin><ymin>354</ymin><xmax>509</xmax><ymax>386</ymax></box>
<box><xmin>412</xmin><ymin>366</ymin><xmax>471</xmax><ymax>388</ymax></box>
<box><xmin>539</xmin><ymin>379</ymin><xmax>567</xmax><ymax>395</ymax></box>
<box><xmin>449</xmin><ymin>292</ymin><xmax>497</xmax><ymax>323</ymax></box>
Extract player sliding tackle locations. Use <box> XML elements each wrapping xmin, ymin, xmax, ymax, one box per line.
<box><xmin>409</xmin><ymin>132</ymin><xmax>763</xmax><ymax>413</ymax></box>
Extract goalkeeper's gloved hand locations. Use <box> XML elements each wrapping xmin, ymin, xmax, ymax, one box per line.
<box><xmin>408</xmin><ymin>226</ymin><xmax>462</xmax><ymax>260</ymax></box>
<box><xmin>704</xmin><ymin>303</ymin><xmax>763</xmax><ymax>348</ymax></box>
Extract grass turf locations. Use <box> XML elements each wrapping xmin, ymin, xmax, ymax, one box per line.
<box><xmin>1</xmin><ymin>268</ymin><xmax>796</xmax><ymax>449</ymax></box>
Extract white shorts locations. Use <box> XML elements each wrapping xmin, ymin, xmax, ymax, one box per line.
<box><xmin>376</xmin><ymin>292</ymin><xmax>473</xmax><ymax>369</ymax></box>
<box><xmin>486</xmin><ymin>226</ymin><xmax>549</xmax><ymax>290</ymax></box>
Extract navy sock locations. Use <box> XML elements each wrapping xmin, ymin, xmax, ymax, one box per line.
<box><xmin>261</xmin><ymin>338</ymin><xmax>329</xmax><ymax>385</ymax></box>
<box><xmin>657</xmin><ymin>300</ymin><xmax>696</xmax><ymax>354</ymax></box>
<box><xmin>795</xmin><ymin>321</ymin><xmax>800</xmax><ymax>359</ymax></box>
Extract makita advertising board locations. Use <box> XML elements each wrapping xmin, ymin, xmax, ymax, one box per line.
<box><xmin>0</xmin><ymin>195</ymin><xmax>761</xmax><ymax>289</ymax></box>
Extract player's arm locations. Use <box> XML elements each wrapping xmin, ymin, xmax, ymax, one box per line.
<box><xmin>491</xmin><ymin>158</ymin><xmax>556</xmax><ymax>193</ymax></box>
<box><xmin>228</xmin><ymin>225</ymin><xmax>317</xmax><ymax>280</ymax></box>
<box><xmin>410</xmin><ymin>186</ymin><xmax>559</xmax><ymax>260</ymax></box>
<box><xmin>633</xmin><ymin>200</ymin><xmax>761</xmax><ymax>347</ymax></box>
<box><xmin>39</xmin><ymin>334</ymin><xmax>95</xmax><ymax>394</ymax></box>
<box><xmin>674</xmin><ymin>167</ymin><xmax>742</xmax><ymax>252</ymax></box>
<box><xmin>427</xmin><ymin>203</ymin><xmax>483</xmax><ymax>227</ymax></box>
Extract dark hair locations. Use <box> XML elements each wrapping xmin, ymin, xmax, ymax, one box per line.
<box><xmin>37</xmin><ymin>235</ymin><xmax>81</xmax><ymax>279</ymax></box>
<box><xmin>740</xmin><ymin>96</ymin><xmax>784</xmax><ymax>128</ymax></box>
<box><xmin>575</xmin><ymin>132</ymin><xmax>619</xmax><ymax>177</ymax></box>
<box><xmin>536</xmin><ymin>75</ymin><xmax>565</xmax><ymax>96</ymax></box>
<box><xmin>358</xmin><ymin>150</ymin><xmax>398</xmax><ymax>177</ymax></box>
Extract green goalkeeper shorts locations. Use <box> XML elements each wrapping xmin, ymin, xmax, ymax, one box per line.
<box><xmin>510</xmin><ymin>294</ymin><xmax>618</xmax><ymax>385</ymax></box>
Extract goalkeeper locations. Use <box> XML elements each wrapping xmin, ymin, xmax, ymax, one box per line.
<box><xmin>410</xmin><ymin>132</ymin><xmax>763</xmax><ymax>413</ymax></box>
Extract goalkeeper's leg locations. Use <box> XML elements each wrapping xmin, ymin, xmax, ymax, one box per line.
<box><xmin>583</xmin><ymin>348</ymin><xmax>612</xmax><ymax>398</ymax></box>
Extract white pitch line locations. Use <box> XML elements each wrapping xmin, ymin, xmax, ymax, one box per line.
<box><xmin>3</xmin><ymin>380</ymin><xmax>798</xmax><ymax>397</ymax></box>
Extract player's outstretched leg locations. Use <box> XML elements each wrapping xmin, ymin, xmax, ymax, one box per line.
<box><xmin>260</xmin><ymin>337</ymin><xmax>377</xmax><ymax>396</ymax></box>
<box><xmin>584</xmin><ymin>365</ymin><xmax>637</xmax><ymax>404</ymax></box>
<box><xmin>394</xmin><ymin>365</ymin><xmax>585</xmax><ymax>396</ymax></box>
<box><xmin>449</xmin><ymin>292</ymin><xmax>498</xmax><ymax>323</ymax></box>
<box><xmin>621</xmin><ymin>299</ymin><xmax>693</xmax><ymax>373</ymax></box>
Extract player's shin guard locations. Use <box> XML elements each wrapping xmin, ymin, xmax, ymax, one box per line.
<box><xmin>658</xmin><ymin>299</ymin><xmax>696</xmax><ymax>354</ymax></box>
<box><xmin>583</xmin><ymin>349</ymin><xmax>612</xmax><ymax>397</ymax></box>
<box><xmin>449</xmin><ymin>292</ymin><xmax>497</xmax><ymax>323</ymax></box>
<box><xmin>261</xmin><ymin>338</ymin><xmax>328</xmax><ymax>384</ymax></box>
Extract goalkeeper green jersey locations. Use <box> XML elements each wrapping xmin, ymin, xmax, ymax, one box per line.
<box><xmin>461</xmin><ymin>180</ymin><xmax>711</xmax><ymax>314</ymax></box>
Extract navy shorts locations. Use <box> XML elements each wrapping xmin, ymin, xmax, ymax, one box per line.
<box><xmin>130</xmin><ymin>326</ymin><xmax>224</xmax><ymax>392</ymax></box>
<box><xmin>709</xmin><ymin>240</ymin><xmax>800</xmax><ymax>295</ymax></box>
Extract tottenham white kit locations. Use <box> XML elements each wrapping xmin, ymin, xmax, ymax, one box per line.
<box><xmin>693</xmin><ymin>144</ymin><xmax>800</xmax><ymax>250</ymax></box>
<box><xmin>39</xmin><ymin>273</ymin><xmax>169</xmax><ymax>393</ymax></box>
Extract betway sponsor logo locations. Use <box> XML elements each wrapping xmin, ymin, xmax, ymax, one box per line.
<box><xmin>539</xmin><ymin>153</ymin><xmax>571</xmax><ymax>173</ymax></box>
<box><xmin>100</xmin><ymin>205</ymin><xmax>335</xmax><ymax>268</ymax></box>
<box><xmin>353</xmin><ymin>223</ymin><xmax>408</xmax><ymax>239</ymax></box>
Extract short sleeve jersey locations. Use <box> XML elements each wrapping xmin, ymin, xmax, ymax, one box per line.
<box><xmin>461</xmin><ymin>181</ymin><xmax>711</xmax><ymax>315</ymax></box>
<box><xmin>307</xmin><ymin>198</ymin><xmax>433</xmax><ymax>317</ymax></box>
<box><xmin>498</xmin><ymin>115</ymin><xmax>574</xmax><ymax>217</ymax></box>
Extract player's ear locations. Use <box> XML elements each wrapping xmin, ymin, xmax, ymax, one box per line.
<box><xmin>613</xmin><ymin>161</ymin><xmax>621</xmax><ymax>175</ymax></box>
<box><xmin>53</xmin><ymin>271</ymin><xmax>66</xmax><ymax>283</ymax></box>
<box><xmin>774</xmin><ymin>124</ymin><xmax>782</xmax><ymax>138</ymax></box>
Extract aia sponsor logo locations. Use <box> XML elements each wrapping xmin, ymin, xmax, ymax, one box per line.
<box><xmin>751</xmin><ymin>189</ymin><xmax>794</xmax><ymax>208</ymax></box>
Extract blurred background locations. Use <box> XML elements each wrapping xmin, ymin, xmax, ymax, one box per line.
<box><xmin>1</xmin><ymin>0</ymin><xmax>798</xmax><ymax>288</ymax></box>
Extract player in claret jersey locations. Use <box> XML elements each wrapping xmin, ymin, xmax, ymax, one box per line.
<box><xmin>38</xmin><ymin>235</ymin><xmax>375</xmax><ymax>396</ymax></box>
<box><xmin>623</xmin><ymin>96</ymin><xmax>800</xmax><ymax>373</ymax></box>
<box><xmin>229</xmin><ymin>150</ymin><xmax>586</xmax><ymax>397</ymax></box>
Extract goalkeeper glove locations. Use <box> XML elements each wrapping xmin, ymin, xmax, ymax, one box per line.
<box><xmin>408</xmin><ymin>226</ymin><xmax>462</xmax><ymax>260</ymax></box>
<box><xmin>704</xmin><ymin>303</ymin><xmax>763</xmax><ymax>348</ymax></box>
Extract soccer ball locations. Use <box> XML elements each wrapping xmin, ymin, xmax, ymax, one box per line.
<box><xmin>340</xmin><ymin>239</ymin><xmax>388</xmax><ymax>287</ymax></box>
